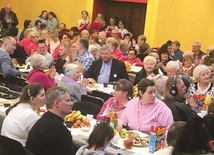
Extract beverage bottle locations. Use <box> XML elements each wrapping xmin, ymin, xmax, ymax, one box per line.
<box><xmin>109</xmin><ymin>106</ymin><xmax>118</xmax><ymax>130</ymax></box>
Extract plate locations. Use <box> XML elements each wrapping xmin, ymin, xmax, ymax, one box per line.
<box><xmin>133</xmin><ymin>141</ymin><xmax>149</xmax><ymax>147</ymax></box>
<box><xmin>127</xmin><ymin>130</ymin><xmax>149</xmax><ymax>138</ymax></box>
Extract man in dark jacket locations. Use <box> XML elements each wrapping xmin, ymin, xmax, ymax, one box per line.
<box><xmin>0</xmin><ymin>3</ymin><xmax>18</xmax><ymax>37</ymax></box>
<box><xmin>84</xmin><ymin>44</ymin><xmax>129</xmax><ymax>83</ymax></box>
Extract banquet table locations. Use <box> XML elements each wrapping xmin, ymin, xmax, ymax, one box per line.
<box><xmin>69</xmin><ymin>120</ymin><xmax>153</xmax><ymax>155</ymax></box>
<box><xmin>86</xmin><ymin>83</ymin><xmax>114</xmax><ymax>95</ymax></box>
<box><xmin>0</xmin><ymin>97</ymin><xmax>20</xmax><ymax>116</ymax></box>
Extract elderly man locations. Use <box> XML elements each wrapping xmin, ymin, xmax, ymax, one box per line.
<box><xmin>80</xmin><ymin>29</ymin><xmax>89</xmax><ymax>40</ymax></box>
<box><xmin>134</xmin><ymin>35</ymin><xmax>146</xmax><ymax>51</ymax></box>
<box><xmin>192</xmin><ymin>41</ymin><xmax>206</xmax><ymax>66</ymax></box>
<box><xmin>0</xmin><ymin>36</ymin><xmax>21</xmax><ymax>76</ymax></box>
<box><xmin>98</xmin><ymin>31</ymin><xmax>106</xmax><ymax>46</ymax></box>
<box><xmin>163</xmin><ymin>76</ymin><xmax>197</xmax><ymax>122</ymax></box>
<box><xmin>84</xmin><ymin>44</ymin><xmax>129</xmax><ymax>83</ymax></box>
<box><xmin>72</xmin><ymin>38</ymin><xmax>94</xmax><ymax>73</ymax></box>
<box><xmin>26</xmin><ymin>86</ymin><xmax>77</xmax><ymax>154</ymax></box>
<box><xmin>0</xmin><ymin>3</ymin><xmax>18</xmax><ymax>37</ymax></box>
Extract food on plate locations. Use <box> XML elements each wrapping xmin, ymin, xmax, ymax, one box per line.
<box><xmin>88</xmin><ymin>78</ymin><xmax>96</xmax><ymax>84</ymax></box>
<box><xmin>119</xmin><ymin>128</ymin><xmax>127</xmax><ymax>138</ymax></box>
<box><xmin>124</xmin><ymin>139</ymin><xmax>134</xmax><ymax>149</ymax></box>
<box><xmin>127</xmin><ymin>131</ymin><xmax>149</xmax><ymax>146</ymax></box>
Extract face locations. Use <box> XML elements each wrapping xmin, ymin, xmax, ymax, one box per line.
<box><xmin>48</xmin><ymin>13</ymin><xmax>53</xmax><ymax>19</ymax></box>
<box><xmin>166</xmin><ymin>67</ymin><xmax>177</xmax><ymax>77</ymax></box>
<box><xmin>31</xmin><ymin>89</ymin><xmax>46</xmax><ymax>109</ymax></box>
<box><xmin>61</xmin><ymin>34</ymin><xmax>70</xmax><ymax>43</ymax></box>
<box><xmin>71</xmin><ymin>68</ymin><xmax>82</xmax><ymax>81</ymax></box>
<box><xmin>183</xmin><ymin>58</ymin><xmax>192</xmax><ymax>68</ymax></box>
<box><xmin>5</xmin><ymin>6</ymin><xmax>11</xmax><ymax>13</ymax></box>
<box><xmin>128</xmin><ymin>50</ymin><xmax>136</xmax><ymax>60</ymax></box>
<box><xmin>70</xmin><ymin>43</ymin><xmax>77</xmax><ymax>52</ymax></box>
<box><xmin>109</xmin><ymin>18</ymin><xmax>116</xmax><ymax>26</ymax></box>
<box><xmin>81</xmin><ymin>30</ymin><xmax>89</xmax><ymax>39</ymax></box>
<box><xmin>144</xmin><ymin>60</ymin><xmax>155</xmax><ymax>73</ymax></box>
<box><xmin>101</xmin><ymin>49</ymin><xmax>112</xmax><ymax>62</ymax></box>
<box><xmin>59</xmin><ymin>24</ymin><xmax>65</xmax><ymax>31</ymax></box>
<box><xmin>198</xmin><ymin>70</ymin><xmax>210</xmax><ymax>84</ymax></box>
<box><xmin>75</xmin><ymin>41</ymin><xmax>82</xmax><ymax>53</ymax></box>
<box><xmin>140</xmin><ymin>86</ymin><xmax>156</xmax><ymax>104</ymax></box>
<box><xmin>6</xmin><ymin>38</ymin><xmax>16</xmax><ymax>55</ymax></box>
<box><xmin>151</xmin><ymin>53</ymin><xmax>160</xmax><ymax>64</ymax></box>
<box><xmin>113</xmin><ymin>86</ymin><xmax>127</xmax><ymax>101</ymax></box>
<box><xmin>41</xmin><ymin>30</ymin><xmax>48</xmax><ymax>39</ymax></box>
<box><xmin>58</xmin><ymin>92</ymin><xmax>73</xmax><ymax>117</ymax></box>
<box><xmin>82</xmin><ymin>12</ymin><xmax>88</xmax><ymax>18</ymax></box>
<box><xmin>37</xmin><ymin>43</ymin><xmax>46</xmax><ymax>54</ymax></box>
<box><xmin>192</xmin><ymin>43</ymin><xmax>200</xmax><ymax>52</ymax></box>
<box><xmin>59</xmin><ymin>45</ymin><xmax>66</xmax><ymax>57</ymax></box>
<box><xmin>111</xmin><ymin>30</ymin><xmax>118</xmax><ymax>38</ymax></box>
<box><xmin>137</xmin><ymin>38</ymin><xmax>144</xmax><ymax>45</ymax></box>
<box><xmin>171</xmin><ymin>43</ymin><xmax>179</xmax><ymax>51</ymax></box>
<box><xmin>177</xmin><ymin>80</ymin><xmax>187</xmax><ymax>98</ymax></box>
<box><xmin>118</xmin><ymin>22</ymin><xmax>124</xmax><ymax>28</ymax></box>
<box><xmin>161</xmin><ymin>52</ymin><xmax>169</xmax><ymax>62</ymax></box>
<box><xmin>209</xmin><ymin>66</ymin><xmax>214</xmax><ymax>78</ymax></box>
<box><xmin>99</xmin><ymin>32</ymin><xmax>106</xmax><ymax>42</ymax></box>
<box><xmin>42</xmin><ymin>12</ymin><xmax>48</xmax><ymax>19</ymax></box>
<box><xmin>32</xmin><ymin>35</ymin><xmax>40</xmax><ymax>43</ymax></box>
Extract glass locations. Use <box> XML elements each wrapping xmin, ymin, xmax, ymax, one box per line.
<box><xmin>109</xmin><ymin>106</ymin><xmax>118</xmax><ymax>130</ymax></box>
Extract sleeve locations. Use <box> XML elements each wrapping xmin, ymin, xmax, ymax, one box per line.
<box><xmin>120</xmin><ymin>62</ymin><xmax>129</xmax><ymax>80</ymax></box>
<box><xmin>135</xmin><ymin>58</ymin><xmax>143</xmax><ymax>67</ymax></box>
<box><xmin>11</xmin><ymin>12</ymin><xmax>18</xmax><ymax>27</ymax></box>
<box><xmin>96</xmin><ymin>98</ymin><xmax>114</xmax><ymax>121</ymax></box>
<box><xmin>1</xmin><ymin>56</ymin><xmax>21</xmax><ymax>77</ymax></box>
<box><xmin>83</xmin><ymin>61</ymin><xmax>96</xmax><ymax>79</ymax></box>
<box><xmin>80</xmin><ymin>57</ymin><xmax>94</xmax><ymax>71</ymax></box>
<box><xmin>118</xmin><ymin>101</ymin><xmax>132</xmax><ymax>126</ymax></box>
<box><xmin>38</xmin><ymin>73</ymin><xmax>55</xmax><ymax>91</ymax></box>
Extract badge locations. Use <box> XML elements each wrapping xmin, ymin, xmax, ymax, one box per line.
<box><xmin>113</xmin><ymin>74</ymin><xmax>117</xmax><ymax>78</ymax></box>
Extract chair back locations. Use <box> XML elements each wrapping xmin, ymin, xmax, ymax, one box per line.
<box><xmin>72</xmin><ymin>101</ymin><xmax>101</xmax><ymax>116</ymax></box>
<box><xmin>0</xmin><ymin>135</ymin><xmax>26</xmax><ymax>155</ymax></box>
<box><xmin>81</xmin><ymin>95</ymin><xmax>104</xmax><ymax>107</ymax></box>
<box><xmin>92</xmin><ymin>90</ymin><xmax>113</xmax><ymax>102</ymax></box>
<box><xmin>0</xmin><ymin>73</ymin><xmax>7</xmax><ymax>86</ymax></box>
<box><xmin>0</xmin><ymin>115</ymin><xmax>5</xmax><ymax>133</ymax></box>
<box><xmin>7</xmin><ymin>76</ymin><xmax>28</xmax><ymax>92</ymax></box>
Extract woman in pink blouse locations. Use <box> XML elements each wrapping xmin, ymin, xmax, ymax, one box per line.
<box><xmin>96</xmin><ymin>79</ymin><xmax>133</xmax><ymax>121</ymax></box>
<box><xmin>118</xmin><ymin>78</ymin><xmax>174</xmax><ymax>134</ymax></box>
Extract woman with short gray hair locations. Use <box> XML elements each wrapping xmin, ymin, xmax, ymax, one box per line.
<box><xmin>57</xmin><ymin>63</ymin><xmax>88</xmax><ymax>103</ymax></box>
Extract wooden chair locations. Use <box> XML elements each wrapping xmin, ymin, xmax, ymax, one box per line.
<box><xmin>91</xmin><ymin>90</ymin><xmax>113</xmax><ymax>102</ymax></box>
<box><xmin>81</xmin><ymin>95</ymin><xmax>104</xmax><ymax>107</ymax></box>
<box><xmin>72</xmin><ymin>101</ymin><xmax>101</xmax><ymax>116</ymax></box>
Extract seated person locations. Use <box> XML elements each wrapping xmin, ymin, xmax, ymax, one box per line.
<box><xmin>25</xmin><ymin>87</ymin><xmax>77</xmax><ymax>154</ymax></box>
<box><xmin>57</xmin><ymin>64</ymin><xmax>88</xmax><ymax>103</ymax></box>
<box><xmin>134</xmin><ymin>55</ymin><xmax>159</xmax><ymax>85</ymax></box>
<box><xmin>76</xmin><ymin>122</ymin><xmax>114</xmax><ymax>155</ymax></box>
<box><xmin>27</xmin><ymin>54</ymin><xmax>56</xmax><ymax>91</ymax></box>
<box><xmin>96</xmin><ymin>79</ymin><xmax>133</xmax><ymax>121</ymax></box>
<box><xmin>25</xmin><ymin>40</ymin><xmax>54</xmax><ymax>69</ymax></box>
<box><xmin>163</xmin><ymin>76</ymin><xmax>197</xmax><ymax>122</ymax></box>
<box><xmin>154</xmin><ymin>121</ymin><xmax>186</xmax><ymax>155</ymax></box>
<box><xmin>119</xmin><ymin>47</ymin><xmax>143</xmax><ymax>67</ymax></box>
<box><xmin>0</xmin><ymin>36</ymin><xmax>21</xmax><ymax>77</ymax></box>
<box><xmin>84</xmin><ymin>44</ymin><xmax>129</xmax><ymax>84</ymax></box>
<box><xmin>118</xmin><ymin>79</ymin><xmax>174</xmax><ymax>134</ymax></box>
<box><xmin>172</xmin><ymin>116</ymin><xmax>213</xmax><ymax>155</ymax></box>
<box><xmin>1</xmin><ymin>83</ymin><xmax>45</xmax><ymax>146</ymax></box>
<box><xmin>106</xmin><ymin>37</ymin><xmax>123</xmax><ymax>59</ymax></box>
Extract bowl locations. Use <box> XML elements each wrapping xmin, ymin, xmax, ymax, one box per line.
<box><xmin>65</xmin><ymin>121</ymin><xmax>73</xmax><ymax>128</ymax></box>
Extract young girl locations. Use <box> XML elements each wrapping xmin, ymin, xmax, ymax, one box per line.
<box><xmin>75</xmin><ymin>122</ymin><xmax>114</xmax><ymax>155</ymax></box>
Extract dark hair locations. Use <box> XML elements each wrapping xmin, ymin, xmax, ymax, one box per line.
<box><xmin>70</xmin><ymin>26</ymin><xmax>79</xmax><ymax>33</ymax></box>
<box><xmin>114</xmin><ymin>79</ymin><xmax>133</xmax><ymax>99</ymax></box>
<box><xmin>203</xmin><ymin>114</ymin><xmax>214</xmax><ymax>139</ymax></box>
<box><xmin>208</xmin><ymin>101</ymin><xmax>214</xmax><ymax>114</ymax></box>
<box><xmin>209</xmin><ymin>50</ymin><xmax>214</xmax><ymax>58</ymax></box>
<box><xmin>6</xmin><ymin>83</ymin><xmax>44</xmax><ymax>115</ymax></box>
<box><xmin>59</xmin><ymin>32</ymin><xmax>71</xmax><ymax>41</ymax></box>
<box><xmin>139</xmin><ymin>43</ymin><xmax>150</xmax><ymax>54</ymax></box>
<box><xmin>40</xmin><ymin>23</ymin><xmax>47</xmax><ymax>30</ymax></box>
<box><xmin>81</xmin><ymin>10</ymin><xmax>88</xmax><ymax>16</ymax></box>
<box><xmin>172</xmin><ymin>116</ymin><xmax>212</xmax><ymax>155</ymax></box>
<box><xmin>9</xmin><ymin>27</ymin><xmax>18</xmax><ymax>36</ymax></box>
<box><xmin>79</xmin><ymin>38</ymin><xmax>89</xmax><ymax>49</ymax></box>
<box><xmin>167</xmin><ymin>121</ymin><xmax>186</xmax><ymax>147</ymax></box>
<box><xmin>128</xmin><ymin>47</ymin><xmax>137</xmax><ymax>56</ymax></box>
<box><xmin>158</xmin><ymin>43</ymin><xmax>170</xmax><ymax>62</ymax></box>
<box><xmin>88</xmin><ymin>122</ymin><xmax>114</xmax><ymax>150</ymax></box>
<box><xmin>118</xmin><ymin>18</ymin><xmax>126</xmax><ymax>27</ymax></box>
<box><xmin>90</xmin><ymin>34</ymin><xmax>99</xmax><ymax>43</ymax></box>
<box><xmin>138</xmin><ymin>79</ymin><xmax>155</xmax><ymax>96</ymax></box>
<box><xmin>35</xmin><ymin>20</ymin><xmax>42</xmax><ymax>26</ymax></box>
<box><xmin>24</xmin><ymin>20</ymin><xmax>32</xmax><ymax>28</ymax></box>
<box><xmin>37</xmin><ymin>39</ymin><xmax>46</xmax><ymax>45</ymax></box>
<box><xmin>48</xmin><ymin>11</ymin><xmax>57</xmax><ymax>19</ymax></box>
<box><xmin>38</xmin><ymin>10</ymin><xmax>48</xmax><ymax>18</ymax></box>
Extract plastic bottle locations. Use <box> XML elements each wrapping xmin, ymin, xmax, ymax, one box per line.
<box><xmin>109</xmin><ymin>106</ymin><xmax>118</xmax><ymax>130</ymax></box>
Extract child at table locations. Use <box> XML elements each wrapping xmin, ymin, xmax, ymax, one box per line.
<box><xmin>75</xmin><ymin>122</ymin><xmax>114</xmax><ymax>155</ymax></box>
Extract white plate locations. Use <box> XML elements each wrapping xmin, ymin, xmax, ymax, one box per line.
<box><xmin>127</xmin><ymin>130</ymin><xmax>149</xmax><ymax>138</ymax></box>
<box><xmin>133</xmin><ymin>141</ymin><xmax>149</xmax><ymax>147</ymax></box>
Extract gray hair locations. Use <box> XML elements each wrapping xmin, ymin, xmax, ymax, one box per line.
<box><xmin>30</xmin><ymin>54</ymin><xmax>46</xmax><ymax>68</ymax></box>
<box><xmin>165</xmin><ymin>75</ymin><xmax>182</xmax><ymax>99</ymax></box>
<box><xmin>46</xmin><ymin>86</ymin><xmax>69</xmax><ymax>109</ymax></box>
<box><xmin>153</xmin><ymin>74</ymin><xmax>168</xmax><ymax>88</ymax></box>
<box><xmin>193</xmin><ymin>41</ymin><xmax>201</xmax><ymax>47</ymax></box>
<box><xmin>101</xmin><ymin>44</ymin><xmax>113</xmax><ymax>54</ymax></box>
<box><xmin>193</xmin><ymin>65</ymin><xmax>211</xmax><ymax>80</ymax></box>
<box><xmin>143</xmin><ymin>55</ymin><xmax>157</xmax><ymax>64</ymax></box>
<box><xmin>138</xmin><ymin>35</ymin><xmax>146</xmax><ymax>42</ymax></box>
<box><xmin>166</xmin><ymin>60</ymin><xmax>180</xmax><ymax>71</ymax></box>
<box><xmin>64</xmin><ymin>63</ymin><xmax>79</xmax><ymax>76</ymax></box>
<box><xmin>49</xmin><ymin>30</ymin><xmax>59</xmax><ymax>37</ymax></box>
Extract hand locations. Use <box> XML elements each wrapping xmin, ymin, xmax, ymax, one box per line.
<box><xmin>6</xmin><ymin>19</ymin><xmax>12</xmax><ymax>23</ymax></box>
<box><xmin>48</xmin><ymin>66</ymin><xmax>56</xmax><ymax>78</ymax></box>
<box><xmin>117</xmin><ymin>122</ymin><xmax>123</xmax><ymax>132</ymax></box>
<box><xmin>80</xmin><ymin>78</ymin><xmax>89</xmax><ymax>88</ymax></box>
<box><xmin>187</xmin><ymin>95</ymin><xmax>197</xmax><ymax>110</ymax></box>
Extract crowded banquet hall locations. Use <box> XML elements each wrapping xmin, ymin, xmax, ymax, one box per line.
<box><xmin>0</xmin><ymin>0</ymin><xmax>214</xmax><ymax>154</ymax></box>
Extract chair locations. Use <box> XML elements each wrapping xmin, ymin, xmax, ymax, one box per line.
<box><xmin>0</xmin><ymin>115</ymin><xmax>5</xmax><ymax>133</ymax></box>
<box><xmin>91</xmin><ymin>90</ymin><xmax>113</xmax><ymax>102</ymax></box>
<box><xmin>81</xmin><ymin>94</ymin><xmax>104</xmax><ymax>107</ymax></box>
<box><xmin>0</xmin><ymin>86</ymin><xmax>9</xmax><ymax>94</ymax></box>
<box><xmin>0</xmin><ymin>73</ymin><xmax>7</xmax><ymax>86</ymax></box>
<box><xmin>0</xmin><ymin>135</ymin><xmax>26</xmax><ymax>155</ymax></box>
<box><xmin>72</xmin><ymin>101</ymin><xmax>101</xmax><ymax>116</ymax></box>
<box><xmin>7</xmin><ymin>76</ymin><xmax>28</xmax><ymax>92</ymax></box>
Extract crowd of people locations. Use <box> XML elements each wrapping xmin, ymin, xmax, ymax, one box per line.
<box><xmin>1</xmin><ymin>3</ymin><xmax>214</xmax><ymax>155</ymax></box>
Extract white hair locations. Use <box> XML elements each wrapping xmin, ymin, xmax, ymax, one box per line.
<box><xmin>30</xmin><ymin>54</ymin><xmax>46</xmax><ymax>68</ymax></box>
<box><xmin>193</xmin><ymin>65</ymin><xmax>211</xmax><ymax>80</ymax></box>
<box><xmin>64</xmin><ymin>63</ymin><xmax>79</xmax><ymax>76</ymax></box>
<box><xmin>166</xmin><ymin>60</ymin><xmax>180</xmax><ymax>71</ymax></box>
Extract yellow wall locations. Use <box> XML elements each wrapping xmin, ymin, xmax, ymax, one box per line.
<box><xmin>0</xmin><ymin>0</ymin><xmax>94</xmax><ymax>30</ymax></box>
<box><xmin>145</xmin><ymin>0</ymin><xmax>214</xmax><ymax>52</ymax></box>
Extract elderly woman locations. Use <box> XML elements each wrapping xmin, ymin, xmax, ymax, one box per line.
<box><xmin>57</xmin><ymin>63</ymin><xmax>88</xmax><ymax>103</ymax></box>
<box><xmin>27</xmin><ymin>54</ymin><xmax>56</xmax><ymax>91</ymax></box>
<box><xmin>106</xmin><ymin>37</ymin><xmax>123</xmax><ymax>59</ymax></box>
<box><xmin>134</xmin><ymin>55</ymin><xmax>159</xmax><ymax>85</ymax></box>
<box><xmin>152</xmin><ymin>74</ymin><xmax>168</xmax><ymax>100</ymax></box>
<box><xmin>96</xmin><ymin>79</ymin><xmax>133</xmax><ymax>121</ymax></box>
<box><xmin>118</xmin><ymin>78</ymin><xmax>174</xmax><ymax>134</ymax></box>
<box><xmin>188</xmin><ymin>65</ymin><xmax>214</xmax><ymax>104</ymax></box>
<box><xmin>1</xmin><ymin>83</ymin><xmax>45</xmax><ymax>146</ymax></box>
